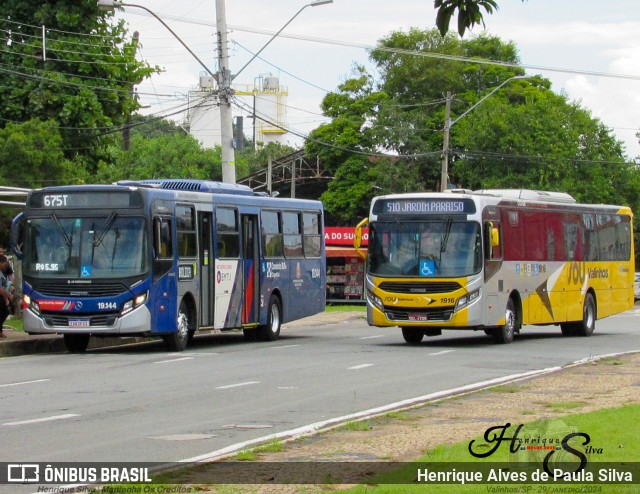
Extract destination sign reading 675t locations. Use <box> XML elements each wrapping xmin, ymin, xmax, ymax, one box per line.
<box><xmin>373</xmin><ymin>198</ymin><xmax>476</xmax><ymax>215</ymax></box>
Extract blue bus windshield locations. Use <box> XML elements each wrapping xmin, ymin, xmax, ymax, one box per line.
<box><xmin>24</xmin><ymin>216</ymin><xmax>149</xmax><ymax>279</ymax></box>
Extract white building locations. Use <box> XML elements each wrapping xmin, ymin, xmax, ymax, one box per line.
<box><xmin>187</xmin><ymin>74</ymin><xmax>288</xmax><ymax>150</ymax></box>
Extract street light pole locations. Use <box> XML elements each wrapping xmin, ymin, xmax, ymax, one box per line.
<box><xmin>97</xmin><ymin>1</ymin><xmax>215</xmax><ymax>78</ymax></box>
<box><xmin>232</xmin><ymin>0</ymin><xmax>333</xmax><ymax>82</ymax></box>
<box><xmin>440</xmin><ymin>75</ymin><xmax>530</xmax><ymax>192</ymax></box>
<box><xmin>99</xmin><ymin>0</ymin><xmax>332</xmax><ymax>184</ymax></box>
<box><xmin>216</xmin><ymin>0</ymin><xmax>333</xmax><ymax>184</ymax></box>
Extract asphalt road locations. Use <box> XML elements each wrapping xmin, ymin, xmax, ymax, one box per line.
<box><xmin>1</xmin><ymin>308</ymin><xmax>638</xmax><ymax>470</ymax></box>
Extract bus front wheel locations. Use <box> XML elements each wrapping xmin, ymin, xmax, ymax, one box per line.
<box><xmin>492</xmin><ymin>298</ymin><xmax>516</xmax><ymax>344</ymax></box>
<box><xmin>64</xmin><ymin>334</ymin><xmax>90</xmax><ymax>353</ymax></box>
<box><xmin>401</xmin><ymin>327</ymin><xmax>424</xmax><ymax>345</ymax></box>
<box><xmin>163</xmin><ymin>302</ymin><xmax>189</xmax><ymax>352</ymax></box>
<box><xmin>257</xmin><ymin>295</ymin><xmax>281</xmax><ymax>341</ymax></box>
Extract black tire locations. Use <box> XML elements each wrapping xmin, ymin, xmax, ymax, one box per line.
<box><xmin>64</xmin><ymin>334</ymin><xmax>90</xmax><ymax>353</ymax></box>
<box><xmin>492</xmin><ymin>298</ymin><xmax>516</xmax><ymax>344</ymax></box>
<box><xmin>163</xmin><ymin>302</ymin><xmax>190</xmax><ymax>352</ymax></box>
<box><xmin>401</xmin><ymin>327</ymin><xmax>424</xmax><ymax>345</ymax></box>
<box><xmin>257</xmin><ymin>295</ymin><xmax>282</xmax><ymax>341</ymax></box>
<box><xmin>574</xmin><ymin>293</ymin><xmax>596</xmax><ymax>337</ymax></box>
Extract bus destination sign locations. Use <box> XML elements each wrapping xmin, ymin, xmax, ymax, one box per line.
<box><xmin>373</xmin><ymin>198</ymin><xmax>476</xmax><ymax>215</ymax></box>
<box><xmin>30</xmin><ymin>191</ymin><xmax>141</xmax><ymax>209</ymax></box>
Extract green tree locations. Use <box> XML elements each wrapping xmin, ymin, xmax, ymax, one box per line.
<box><xmin>96</xmin><ymin>131</ymin><xmax>221</xmax><ymax>183</ymax></box>
<box><xmin>308</xmin><ymin>28</ymin><xmax>637</xmax><ymax>226</ymax></box>
<box><xmin>0</xmin><ymin>1</ymin><xmax>157</xmax><ymax>179</ymax></box>
<box><xmin>236</xmin><ymin>141</ymin><xmax>298</xmax><ymax>178</ymax></box>
<box><xmin>0</xmin><ymin>119</ymin><xmax>86</xmax><ymax>188</ymax></box>
<box><xmin>305</xmin><ymin>67</ymin><xmax>389</xmax><ymax>223</ymax></box>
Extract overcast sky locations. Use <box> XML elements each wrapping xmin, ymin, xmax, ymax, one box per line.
<box><xmin>111</xmin><ymin>0</ymin><xmax>640</xmax><ymax>160</ymax></box>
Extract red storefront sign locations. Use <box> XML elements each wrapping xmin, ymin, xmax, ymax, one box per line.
<box><xmin>324</xmin><ymin>226</ymin><xmax>369</xmax><ymax>246</ymax></box>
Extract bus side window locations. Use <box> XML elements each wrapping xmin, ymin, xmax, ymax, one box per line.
<box><xmin>153</xmin><ymin>217</ymin><xmax>173</xmax><ymax>259</ymax></box>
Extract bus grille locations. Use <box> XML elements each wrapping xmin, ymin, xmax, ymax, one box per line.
<box><xmin>378</xmin><ymin>281</ymin><xmax>461</xmax><ymax>294</ymax></box>
<box><xmin>385</xmin><ymin>307</ymin><xmax>454</xmax><ymax>322</ymax></box>
<box><xmin>35</xmin><ymin>282</ymin><xmax>129</xmax><ymax>297</ymax></box>
<box><xmin>43</xmin><ymin>314</ymin><xmax>118</xmax><ymax>327</ymax></box>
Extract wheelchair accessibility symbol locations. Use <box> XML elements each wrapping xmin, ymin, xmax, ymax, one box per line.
<box><xmin>81</xmin><ymin>266</ymin><xmax>92</xmax><ymax>277</ymax></box>
<box><xmin>419</xmin><ymin>260</ymin><xmax>435</xmax><ymax>277</ymax></box>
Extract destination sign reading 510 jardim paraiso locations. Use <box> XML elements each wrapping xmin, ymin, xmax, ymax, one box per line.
<box><xmin>372</xmin><ymin>198</ymin><xmax>476</xmax><ymax>215</ymax></box>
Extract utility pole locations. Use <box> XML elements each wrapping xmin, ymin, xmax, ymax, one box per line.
<box><xmin>441</xmin><ymin>91</ymin><xmax>452</xmax><ymax>192</ymax></box>
<box><xmin>215</xmin><ymin>0</ymin><xmax>236</xmax><ymax>184</ymax></box>
<box><xmin>123</xmin><ymin>31</ymin><xmax>139</xmax><ymax>151</ymax></box>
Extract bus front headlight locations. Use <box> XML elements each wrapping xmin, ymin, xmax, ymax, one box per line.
<box><xmin>121</xmin><ymin>291</ymin><xmax>148</xmax><ymax>316</ymax></box>
<box><xmin>366</xmin><ymin>288</ymin><xmax>384</xmax><ymax>311</ymax></box>
<box><xmin>455</xmin><ymin>289</ymin><xmax>480</xmax><ymax>312</ymax></box>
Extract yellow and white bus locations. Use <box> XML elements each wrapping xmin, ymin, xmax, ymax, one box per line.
<box><xmin>354</xmin><ymin>189</ymin><xmax>634</xmax><ymax>344</ymax></box>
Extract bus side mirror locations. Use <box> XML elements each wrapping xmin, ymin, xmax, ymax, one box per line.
<box><xmin>484</xmin><ymin>221</ymin><xmax>500</xmax><ymax>260</ymax></box>
<box><xmin>11</xmin><ymin>212</ymin><xmax>25</xmax><ymax>260</ymax></box>
<box><xmin>491</xmin><ymin>226</ymin><xmax>500</xmax><ymax>248</ymax></box>
<box><xmin>354</xmin><ymin>217</ymin><xmax>368</xmax><ymax>261</ymax></box>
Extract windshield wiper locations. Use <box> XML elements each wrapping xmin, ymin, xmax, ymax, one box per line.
<box><xmin>51</xmin><ymin>213</ymin><xmax>72</xmax><ymax>247</ymax></box>
<box><xmin>93</xmin><ymin>212</ymin><xmax>118</xmax><ymax>247</ymax></box>
<box><xmin>441</xmin><ymin>218</ymin><xmax>453</xmax><ymax>253</ymax></box>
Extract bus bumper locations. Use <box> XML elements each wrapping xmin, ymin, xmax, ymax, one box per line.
<box><xmin>22</xmin><ymin>305</ymin><xmax>152</xmax><ymax>336</ymax></box>
<box><xmin>366</xmin><ymin>297</ymin><xmax>482</xmax><ymax>328</ymax></box>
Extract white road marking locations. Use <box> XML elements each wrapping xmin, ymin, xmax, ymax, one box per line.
<box><xmin>4</xmin><ymin>414</ymin><xmax>79</xmax><ymax>426</ymax></box>
<box><xmin>348</xmin><ymin>364</ymin><xmax>374</xmax><ymax>370</ymax></box>
<box><xmin>216</xmin><ymin>381</ymin><xmax>260</xmax><ymax>390</ymax></box>
<box><xmin>428</xmin><ymin>350</ymin><xmax>455</xmax><ymax>356</ymax></box>
<box><xmin>359</xmin><ymin>335</ymin><xmax>386</xmax><ymax>340</ymax></box>
<box><xmin>154</xmin><ymin>357</ymin><xmax>195</xmax><ymax>364</ymax></box>
<box><xmin>0</xmin><ymin>379</ymin><xmax>50</xmax><ymax>388</ymax></box>
<box><xmin>269</xmin><ymin>344</ymin><xmax>301</xmax><ymax>349</ymax></box>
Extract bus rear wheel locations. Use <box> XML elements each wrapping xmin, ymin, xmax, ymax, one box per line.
<box><xmin>492</xmin><ymin>298</ymin><xmax>516</xmax><ymax>344</ymax></box>
<box><xmin>561</xmin><ymin>293</ymin><xmax>596</xmax><ymax>337</ymax></box>
<box><xmin>64</xmin><ymin>334</ymin><xmax>90</xmax><ymax>353</ymax></box>
<box><xmin>163</xmin><ymin>302</ymin><xmax>189</xmax><ymax>352</ymax></box>
<box><xmin>575</xmin><ymin>293</ymin><xmax>596</xmax><ymax>337</ymax></box>
<box><xmin>401</xmin><ymin>327</ymin><xmax>424</xmax><ymax>345</ymax></box>
<box><xmin>257</xmin><ymin>295</ymin><xmax>281</xmax><ymax>341</ymax></box>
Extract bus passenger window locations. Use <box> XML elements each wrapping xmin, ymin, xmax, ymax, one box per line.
<box><xmin>283</xmin><ymin>211</ymin><xmax>303</xmax><ymax>258</ymax></box>
<box><xmin>154</xmin><ymin>217</ymin><xmax>173</xmax><ymax>259</ymax></box>
<box><xmin>303</xmin><ymin>212</ymin><xmax>321</xmax><ymax>258</ymax></box>
<box><xmin>176</xmin><ymin>205</ymin><xmax>197</xmax><ymax>258</ymax></box>
<box><xmin>261</xmin><ymin>210</ymin><xmax>283</xmax><ymax>258</ymax></box>
<box><xmin>216</xmin><ymin>208</ymin><xmax>240</xmax><ymax>258</ymax></box>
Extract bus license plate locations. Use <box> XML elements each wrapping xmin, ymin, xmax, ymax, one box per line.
<box><xmin>409</xmin><ymin>314</ymin><xmax>428</xmax><ymax>322</ymax></box>
<box><xmin>68</xmin><ymin>319</ymin><xmax>90</xmax><ymax>328</ymax></box>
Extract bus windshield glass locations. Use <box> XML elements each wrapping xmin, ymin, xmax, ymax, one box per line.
<box><xmin>23</xmin><ymin>216</ymin><xmax>149</xmax><ymax>279</ymax></box>
<box><xmin>368</xmin><ymin>220</ymin><xmax>481</xmax><ymax>278</ymax></box>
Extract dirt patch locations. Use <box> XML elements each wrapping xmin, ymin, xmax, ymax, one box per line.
<box><xmin>177</xmin><ymin>352</ymin><xmax>640</xmax><ymax>492</ymax></box>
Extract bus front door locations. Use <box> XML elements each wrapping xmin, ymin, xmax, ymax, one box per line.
<box><xmin>198</xmin><ymin>212</ymin><xmax>214</xmax><ymax>327</ymax></box>
<box><xmin>241</xmin><ymin>214</ymin><xmax>259</xmax><ymax>325</ymax></box>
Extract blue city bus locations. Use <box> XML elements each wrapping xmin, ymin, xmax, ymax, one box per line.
<box><xmin>11</xmin><ymin>179</ymin><xmax>326</xmax><ymax>352</ymax></box>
